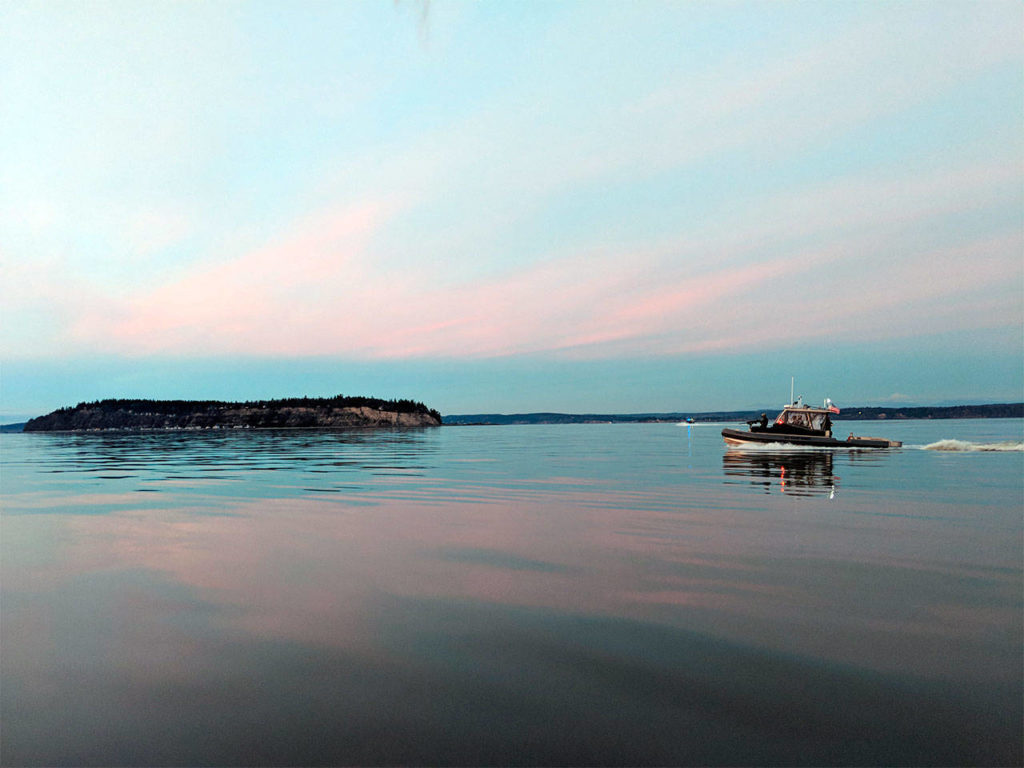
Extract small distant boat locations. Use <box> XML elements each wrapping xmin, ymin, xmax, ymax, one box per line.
<box><xmin>721</xmin><ymin>398</ymin><xmax>901</xmax><ymax>449</ymax></box>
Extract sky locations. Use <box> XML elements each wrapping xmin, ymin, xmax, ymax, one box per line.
<box><xmin>2</xmin><ymin>0</ymin><xmax>1022</xmax><ymax>420</ymax></box>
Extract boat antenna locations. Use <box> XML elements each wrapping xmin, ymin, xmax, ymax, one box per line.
<box><xmin>790</xmin><ymin>376</ymin><xmax>794</xmax><ymax>405</ymax></box>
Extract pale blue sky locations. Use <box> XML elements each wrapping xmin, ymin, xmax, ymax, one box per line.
<box><xmin>2</xmin><ymin>0</ymin><xmax>1022</xmax><ymax>419</ymax></box>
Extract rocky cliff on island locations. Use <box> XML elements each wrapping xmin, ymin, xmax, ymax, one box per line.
<box><xmin>23</xmin><ymin>396</ymin><xmax>442</xmax><ymax>432</ymax></box>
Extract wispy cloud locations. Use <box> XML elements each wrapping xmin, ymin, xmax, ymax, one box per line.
<box><xmin>59</xmin><ymin>141</ymin><xmax>1020</xmax><ymax>362</ymax></box>
<box><xmin>70</xmin><ymin>201</ymin><xmax>392</xmax><ymax>355</ymax></box>
<box><xmin>3</xmin><ymin>0</ymin><xmax>1021</xmax><ymax>412</ymax></box>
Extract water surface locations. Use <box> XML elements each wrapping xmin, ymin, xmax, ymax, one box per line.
<box><xmin>2</xmin><ymin>420</ymin><xmax>1021</xmax><ymax>765</ymax></box>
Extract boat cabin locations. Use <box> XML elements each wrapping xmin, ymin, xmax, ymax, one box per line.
<box><xmin>775</xmin><ymin>405</ymin><xmax>831</xmax><ymax>432</ymax></box>
<box><xmin>751</xmin><ymin>398</ymin><xmax>839</xmax><ymax>436</ymax></box>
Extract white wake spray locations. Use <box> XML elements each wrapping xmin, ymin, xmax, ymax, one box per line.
<box><xmin>919</xmin><ymin>439</ymin><xmax>1023</xmax><ymax>452</ymax></box>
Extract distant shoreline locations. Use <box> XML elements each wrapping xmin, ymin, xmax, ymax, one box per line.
<box><xmin>3</xmin><ymin>402</ymin><xmax>1020</xmax><ymax>432</ymax></box>
<box><xmin>442</xmin><ymin>403</ymin><xmax>1023</xmax><ymax>426</ymax></box>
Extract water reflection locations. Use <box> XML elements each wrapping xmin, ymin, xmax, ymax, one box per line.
<box><xmin>5</xmin><ymin>429</ymin><xmax>441</xmax><ymax>513</ymax></box>
<box><xmin>30</xmin><ymin>428</ymin><xmax>440</xmax><ymax>475</ymax></box>
<box><xmin>2</xmin><ymin>425</ymin><xmax>1021</xmax><ymax>766</ymax></box>
<box><xmin>722</xmin><ymin>448</ymin><xmax>837</xmax><ymax>496</ymax></box>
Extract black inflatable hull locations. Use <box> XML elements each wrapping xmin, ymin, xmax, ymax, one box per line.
<box><xmin>721</xmin><ymin>428</ymin><xmax>900</xmax><ymax>449</ymax></box>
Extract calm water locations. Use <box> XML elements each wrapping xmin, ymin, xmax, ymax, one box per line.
<box><xmin>2</xmin><ymin>420</ymin><xmax>1021</xmax><ymax>766</ymax></box>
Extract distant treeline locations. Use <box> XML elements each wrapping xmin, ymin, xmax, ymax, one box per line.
<box><xmin>443</xmin><ymin>403</ymin><xmax>1023</xmax><ymax>425</ymax></box>
<box><xmin>832</xmin><ymin>404</ymin><xmax>1023</xmax><ymax>420</ymax></box>
<box><xmin>443</xmin><ymin>412</ymin><xmax>688</xmax><ymax>425</ymax></box>
<box><xmin>55</xmin><ymin>395</ymin><xmax>440</xmax><ymax>421</ymax></box>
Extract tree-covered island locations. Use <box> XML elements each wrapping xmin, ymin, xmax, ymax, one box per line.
<box><xmin>23</xmin><ymin>395</ymin><xmax>442</xmax><ymax>431</ymax></box>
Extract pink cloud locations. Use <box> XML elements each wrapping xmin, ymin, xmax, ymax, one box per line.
<box><xmin>72</xmin><ymin>201</ymin><xmax>390</xmax><ymax>355</ymax></box>
<box><xmin>62</xmin><ymin>150</ymin><xmax>1021</xmax><ymax>362</ymax></box>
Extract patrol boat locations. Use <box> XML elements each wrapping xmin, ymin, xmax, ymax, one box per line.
<box><xmin>721</xmin><ymin>398</ymin><xmax>901</xmax><ymax>448</ymax></box>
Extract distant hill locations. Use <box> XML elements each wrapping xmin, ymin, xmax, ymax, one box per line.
<box><xmin>829</xmin><ymin>403</ymin><xmax>1022</xmax><ymax>420</ymax></box>
<box><xmin>443</xmin><ymin>412</ymin><xmax>691</xmax><ymax>425</ymax></box>
<box><xmin>443</xmin><ymin>403</ymin><xmax>1023</xmax><ymax>425</ymax></box>
<box><xmin>23</xmin><ymin>396</ymin><xmax>442</xmax><ymax>432</ymax></box>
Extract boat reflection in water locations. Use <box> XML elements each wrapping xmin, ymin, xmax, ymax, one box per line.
<box><xmin>722</xmin><ymin>448</ymin><xmax>837</xmax><ymax>497</ymax></box>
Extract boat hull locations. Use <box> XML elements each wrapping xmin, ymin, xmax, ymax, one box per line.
<box><xmin>721</xmin><ymin>428</ymin><xmax>900</xmax><ymax>449</ymax></box>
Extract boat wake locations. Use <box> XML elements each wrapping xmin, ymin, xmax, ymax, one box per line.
<box><xmin>726</xmin><ymin>442</ymin><xmax>847</xmax><ymax>452</ymax></box>
<box><xmin>918</xmin><ymin>439</ymin><xmax>1023</xmax><ymax>452</ymax></box>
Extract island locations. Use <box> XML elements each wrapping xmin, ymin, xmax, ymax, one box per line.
<box><xmin>23</xmin><ymin>396</ymin><xmax>442</xmax><ymax>432</ymax></box>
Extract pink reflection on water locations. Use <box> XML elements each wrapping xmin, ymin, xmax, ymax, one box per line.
<box><xmin>39</xmin><ymin>486</ymin><xmax>767</xmax><ymax>651</ymax></box>
<box><xmin>6</xmin><ymin>474</ymin><xmax>1018</xmax><ymax>684</ymax></box>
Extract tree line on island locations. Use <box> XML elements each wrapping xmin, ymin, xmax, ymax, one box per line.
<box><xmin>54</xmin><ymin>395</ymin><xmax>440</xmax><ymax>417</ymax></box>
<box><xmin>24</xmin><ymin>395</ymin><xmax>443</xmax><ymax>431</ymax></box>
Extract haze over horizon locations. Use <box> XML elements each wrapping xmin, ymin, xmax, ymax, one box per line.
<box><xmin>2</xmin><ymin>1</ymin><xmax>1022</xmax><ymax>421</ymax></box>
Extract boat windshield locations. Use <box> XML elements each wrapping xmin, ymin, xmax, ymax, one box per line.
<box><xmin>776</xmin><ymin>409</ymin><xmax>827</xmax><ymax>431</ymax></box>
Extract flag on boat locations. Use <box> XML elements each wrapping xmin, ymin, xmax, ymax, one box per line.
<box><xmin>826</xmin><ymin>399</ymin><xmax>840</xmax><ymax>414</ymax></box>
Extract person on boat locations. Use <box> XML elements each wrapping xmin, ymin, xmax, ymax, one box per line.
<box><xmin>823</xmin><ymin>414</ymin><xmax>832</xmax><ymax>437</ymax></box>
<box><xmin>747</xmin><ymin>413</ymin><xmax>769</xmax><ymax>430</ymax></box>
